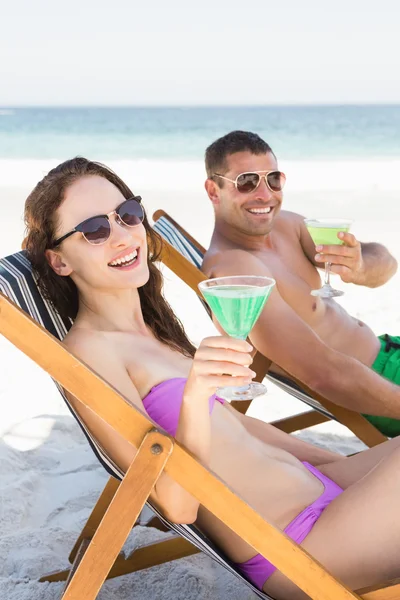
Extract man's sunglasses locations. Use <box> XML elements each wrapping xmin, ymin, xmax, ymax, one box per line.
<box><xmin>213</xmin><ymin>171</ymin><xmax>286</xmax><ymax>194</ymax></box>
<box><xmin>52</xmin><ymin>196</ymin><xmax>144</xmax><ymax>247</ymax></box>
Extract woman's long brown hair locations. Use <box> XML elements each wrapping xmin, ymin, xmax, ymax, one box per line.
<box><xmin>23</xmin><ymin>157</ymin><xmax>196</xmax><ymax>358</ymax></box>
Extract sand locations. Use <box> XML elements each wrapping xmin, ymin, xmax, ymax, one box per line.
<box><xmin>0</xmin><ymin>163</ymin><xmax>399</xmax><ymax>599</ymax></box>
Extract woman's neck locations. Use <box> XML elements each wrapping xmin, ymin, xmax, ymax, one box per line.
<box><xmin>75</xmin><ymin>287</ymin><xmax>149</xmax><ymax>335</ymax></box>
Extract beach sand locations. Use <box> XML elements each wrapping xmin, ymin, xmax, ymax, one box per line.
<box><xmin>0</xmin><ymin>166</ymin><xmax>399</xmax><ymax>600</ymax></box>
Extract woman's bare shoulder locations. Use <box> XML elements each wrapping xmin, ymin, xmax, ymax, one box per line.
<box><xmin>64</xmin><ymin>325</ymin><xmax>110</xmax><ymax>353</ymax></box>
<box><xmin>62</xmin><ymin>325</ymin><xmax>143</xmax><ymax>408</ymax></box>
<box><xmin>63</xmin><ymin>326</ymin><xmax>122</xmax><ymax>374</ymax></box>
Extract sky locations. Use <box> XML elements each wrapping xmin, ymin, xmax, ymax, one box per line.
<box><xmin>1</xmin><ymin>0</ymin><xmax>400</xmax><ymax>106</ymax></box>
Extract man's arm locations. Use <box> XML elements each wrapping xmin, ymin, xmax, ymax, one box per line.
<box><xmin>351</xmin><ymin>241</ymin><xmax>398</xmax><ymax>288</ymax></box>
<box><xmin>211</xmin><ymin>249</ymin><xmax>400</xmax><ymax>418</ymax></box>
<box><xmin>226</xmin><ymin>404</ymin><xmax>345</xmax><ymax>464</ymax></box>
<box><xmin>299</xmin><ymin>216</ymin><xmax>398</xmax><ymax>288</ymax></box>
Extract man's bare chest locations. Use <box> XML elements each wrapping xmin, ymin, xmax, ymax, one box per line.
<box><xmin>253</xmin><ymin>240</ymin><xmax>327</xmax><ymax>322</ymax></box>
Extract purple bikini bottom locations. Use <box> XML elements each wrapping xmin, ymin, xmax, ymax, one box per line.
<box><xmin>235</xmin><ymin>461</ymin><xmax>343</xmax><ymax>590</ymax></box>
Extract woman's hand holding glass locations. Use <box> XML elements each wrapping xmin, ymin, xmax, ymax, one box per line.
<box><xmin>198</xmin><ymin>275</ymin><xmax>275</xmax><ymax>400</ymax></box>
<box><xmin>183</xmin><ymin>336</ymin><xmax>255</xmax><ymax>401</ymax></box>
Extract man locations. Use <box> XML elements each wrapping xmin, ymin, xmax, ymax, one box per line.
<box><xmin>202</xmin><ymin>130</ymin><xmax>400</xmax><ymax>435</ymax></box>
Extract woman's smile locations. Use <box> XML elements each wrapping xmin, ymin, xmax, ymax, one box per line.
<box><xmin>108</xmin><ymin>246</ymin><xmax>141</xmax><ymax>270</ymax></box>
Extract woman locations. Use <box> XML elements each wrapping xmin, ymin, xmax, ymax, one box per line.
<box><xmin>24</xmin><ymin>157</ymin><xmax>400</xmax><ymax>599</ymax></box>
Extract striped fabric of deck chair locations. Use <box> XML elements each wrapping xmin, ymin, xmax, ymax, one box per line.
<box><xmin>1</xmin><ymin>254</ymin><xmax>398</xmax><ymax>600</ymax></box>
<box><xmin>152</xmin><ymin>210</ymin><xmax>387</xmax><ymax>449</ymax></box>
<box><xmin>0</xmin><ymin>251</ymin><xmax>199</xmax><ymax>585</ymax></box>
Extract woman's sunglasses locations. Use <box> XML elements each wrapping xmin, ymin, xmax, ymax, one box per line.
<box><xmin>52</xmin><ymin>196</ymin><xmax>144</xmax><ymax>247</ymax></box>
<box><xmin>213</xmin><ymin>170</ymin><xmax>286</xmax><ymax>194</ymax></box>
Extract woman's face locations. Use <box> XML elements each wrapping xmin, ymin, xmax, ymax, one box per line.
<box><xmin>47</xmin><ymin>175</ymin><xmax>149</xmax><ymax>292</ymax></box>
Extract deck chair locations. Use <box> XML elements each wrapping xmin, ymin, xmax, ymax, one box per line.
<box><xmin>1</xmin><ymin>254</ymin><xmax>399</xmax><ymax>600</ymax></box>
<box><xmin>0</xmin><ymin>252</ymin><xmax>197</xmax><ymax>589</ymax></box>
<box><xmin>152</xmin><ymin>210</ymin><xmax>388</xmax><ymax>449</ymax></box>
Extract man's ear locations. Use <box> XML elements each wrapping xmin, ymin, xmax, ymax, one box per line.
<box><xmin>45</xmin><ymin>249</ymin><xmax>73</xmax><ymax>276</ymax></box>
<box><xmin>204</xmin><ymin>178</ymin><xmax>220</xmax><ymax>205</ymax></box>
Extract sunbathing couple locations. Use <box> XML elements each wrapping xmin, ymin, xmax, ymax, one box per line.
<box><xmin>23</xmin><ymin>151</ymin><xmax>400</xmax><ymax>599</ymax></box>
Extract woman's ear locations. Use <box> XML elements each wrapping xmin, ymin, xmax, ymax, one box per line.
<box><xmin>204</xmin><ymin>178</ymin><xmax>220</xmax><ymax>205</ymax></box>
<box><xmin>45</xmin><ymin>249</ymin><xmax>73</xmax><ymax>276</ymax></box>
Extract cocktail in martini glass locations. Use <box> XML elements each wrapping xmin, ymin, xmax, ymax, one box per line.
<box><xmin>198</xmin><ymin>275</ymin><xmax>275</xmax><ymax>400</ymax></box>
<box><xmin>304</xmin><ymin>218</ymin><xmax>353</xmax><ymax>298</ymax></box>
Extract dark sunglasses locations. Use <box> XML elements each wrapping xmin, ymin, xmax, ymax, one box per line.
<box><xmin>213</xmin><ymin>170</ymin><xmax>286</xmax><ymax>194</ymax></box>
<box><xmin>52</xmin><ymin>196</ymin><xmax>144</xmax><ymax>247</ymax></box>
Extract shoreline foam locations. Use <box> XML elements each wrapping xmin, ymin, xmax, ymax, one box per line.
<box><xmin>1</xmin><ymin>157</ymin><xmax>400</xmax><ymax>191</ymax></box>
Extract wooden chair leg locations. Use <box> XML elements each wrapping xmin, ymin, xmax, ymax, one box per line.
<box><xmin>61</xmin><ymin>430</ymin><xmax>173</xmax><ymax>600</ymax></box>
<box><xmin>145</xmin><ymin>515</ymin><xmax>170</xmax><ymax>532</ymax></box>
<box><xmin>42</xmin><ymin>535</ymin><xmax>199</xmax><ymax>584</ymax></box>
<box><xmin>64</xmin><ymin>540</ymin><xmax>91</xmax><ymax>589</ymax></box>
<box><xmin>357</xmin><ymin>578</ymin><xmax>400</xmax><ymax>599</ymax></box>
<box><xmin>106</xmin><ymin>534</ymin><xmax>199</xmax><ymax>580</ymax></box>
<box><xmin>272</xmin><ymin>411</ymin><xmax>330</xmax><ymax>433</ymax></box>
<box><xmin>40</xmin><ymin>476</ymin><xmax>120</xmax><ymax>583</ymax></box>
<box><xmin>69</xmin><ymin>476</ymin><xmax>120</xmax><ymax>563</ymax></box>
<box><xmin>40</xmin><ymin>477</ymin><xmax>170</xmax><ymax>583</ymax></box>
<box><xmin>230</xmin><ymin>399</ymin><xmax>252</xmax><ymax>413</ymax></box>
<box><xmin>67</xmin><ymin>478</ymin><xmax>168</xmax><ymax>561</ymax></box>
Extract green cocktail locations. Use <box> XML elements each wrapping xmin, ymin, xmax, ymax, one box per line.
<box><xmin>306</xmin><ymin>224</ymin><xmax>350</xmax><ymax>247</ymax></box>
<box><xmin>304</xmin><ymin>218</ymin><xmax>353</xmax><ymax>298</ymax></box>
<box><xmin>201</xmin><ymin>285</ymin><xmax>273</xmax><ymax>340</ymax></box>
<box><xmin>198</xmin><ymin>276</ymin><xmax>275</xmax><ymax>400</ymax></box>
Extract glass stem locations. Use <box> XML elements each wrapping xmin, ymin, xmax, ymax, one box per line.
<box><xmin>324</xmin><ymin>262</ymin><xmax>332</xmax><ymax>286</ymax></box>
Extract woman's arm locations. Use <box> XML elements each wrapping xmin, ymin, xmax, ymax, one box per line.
<box><xmin>167</xmin><ymin>336</ymin><xmax>255</xmax><ymax>522</ymax></box>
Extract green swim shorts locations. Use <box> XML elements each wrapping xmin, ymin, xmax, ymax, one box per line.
<box><xmin>363</xmin><ymin>334</ymin><xmax>400</xmax><ymax>437</ymax></box>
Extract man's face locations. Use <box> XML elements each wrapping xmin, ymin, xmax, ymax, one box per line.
<box><xmin>209</xmin><ymin>151</ymin><xmax>284</xmax><ymax>236</ymax></box>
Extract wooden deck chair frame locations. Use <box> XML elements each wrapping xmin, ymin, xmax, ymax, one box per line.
<box><xmin>0</xmin><ymin>251</ymin><xmax>198</xmax><ymax>589</ymax></box>
<box><xmin>1</xmin><ymin>290</ymin><xmax>400</xmax><ymax>600</ymax></box>
<box><xmin>152</xmin><ymin>209</ymin><xmax>388</xmax><ymax>449</ymax></box>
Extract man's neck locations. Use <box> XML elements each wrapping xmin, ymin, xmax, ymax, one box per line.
<box><xmin>212</xmin><ymin>218</ymin><xmax>273</xmax><ymax>252</ymax></box>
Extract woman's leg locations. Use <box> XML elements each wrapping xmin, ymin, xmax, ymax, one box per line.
<box><xmin>265</xmin><ymin>446</ymin><xmax>400</xmax><ymax>600</ymax></box>
<box><xmin>318</xmin><ymin>434</ymin><xmax>400</xmax><ymax>489</ymax></box>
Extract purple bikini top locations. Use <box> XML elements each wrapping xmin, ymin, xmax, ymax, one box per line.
<box><xmin>142</xmin><ymin>377</ymin><xmax>224</xmax><ymax>436</ymax></box>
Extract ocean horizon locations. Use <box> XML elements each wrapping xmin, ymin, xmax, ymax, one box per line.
<box><xmin>1</xmin><ymin>105</ymin><xmax>400</xmax><ymax>161</ymax></box>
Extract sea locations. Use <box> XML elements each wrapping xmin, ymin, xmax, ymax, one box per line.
<box><xmin>1</xmin><ymin>105</ymin><xmax>400</xmax><ymax>161</ymax></box>
<box><xmin>0</xmin><ymin>105</ymin><xmax>400</xmax><ymax>205</ymax></box>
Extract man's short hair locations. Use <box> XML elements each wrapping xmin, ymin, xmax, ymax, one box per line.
<box><xmin>205</xmin><ymin>130</ymin><xmax>275</xmax><ymax>180</ymax></box>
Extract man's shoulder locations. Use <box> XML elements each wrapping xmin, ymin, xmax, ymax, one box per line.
<box><xmin>203</xmin><ymin>246</ymin><xmax>272</xmax><ymax>278</ymax></box>
<box><xmin>202</xmin><ymin>211</ymin><xmax>305</xmax><ymax>278</ymax></box>
<box><xmin>276</xmin><ymin>209</ymin><xmax>305</xmax><ymax>230</ymax></box>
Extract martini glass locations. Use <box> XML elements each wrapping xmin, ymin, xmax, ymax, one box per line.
<box><xmin>198</xmin><ymin>275</ymin><xmax>275</xmax><ymax>401</ymax></box>
<box><xmin>304</xmin><ymin>218</ymin><xmax>353</xmax><ymax>298</ymax></box>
